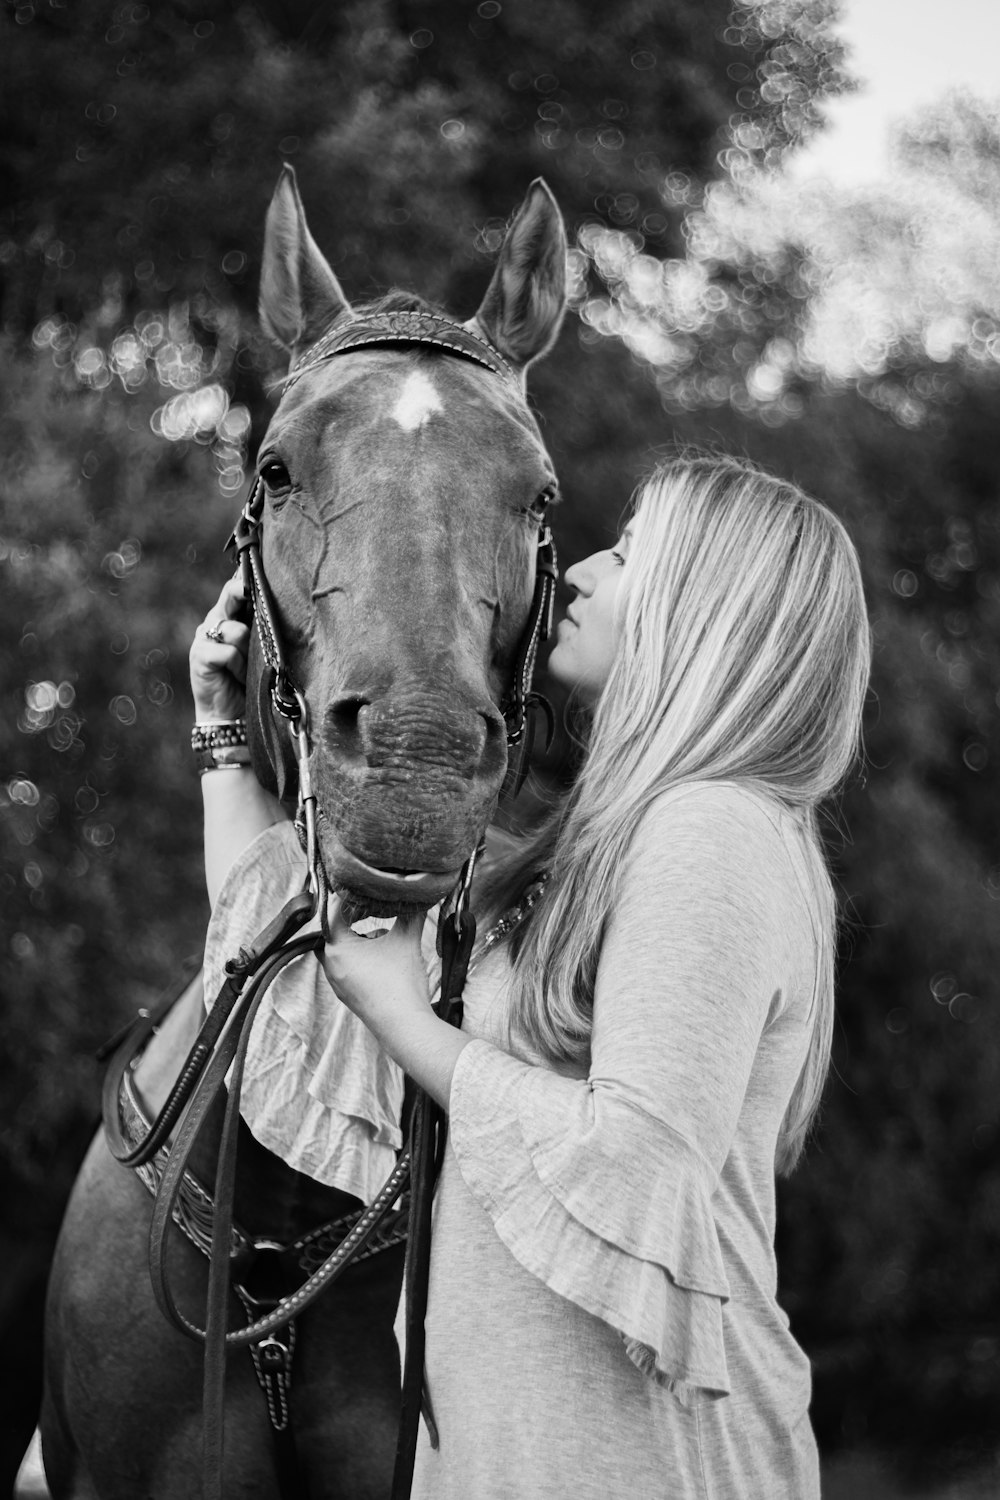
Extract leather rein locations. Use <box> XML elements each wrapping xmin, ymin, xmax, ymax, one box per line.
<box><xmin>100</xmin><ymin>309</ymin><xmax>558</xmax><ymax>1500</ymax></box>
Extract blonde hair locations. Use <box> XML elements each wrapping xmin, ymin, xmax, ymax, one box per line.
<box><xmin>497</xmin><ymin>453</ymin><xmax>871</xmax><ymax>1173</ymax></box>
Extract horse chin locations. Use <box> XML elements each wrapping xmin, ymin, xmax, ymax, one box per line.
<box><xmin>323</xmin><ymin>830</ymin><xmax>461</xmax><ymax>921</ymax></box>
<box><xmin>335</xmin><ymin>886</ymin><xmax>432</xmax><ymax>924</ymax></box>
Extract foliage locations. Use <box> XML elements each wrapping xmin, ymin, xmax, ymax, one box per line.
<box><xmin>0</xmin><ymin>347</ymin><xmax>229</xmax><ymax>1188</ymax></box>
<box><xmin>1</xmin><ymin>0</ymin><xmax>850</xmax><ymax>332</ymax></box>
<box><xmin>570</xmin><ymin>94</ymin><xmax>1000</xmax><ymax>432</ymax></box>
<box><xmin>1</xmin><ymin>0</ymin><xmax>851</xmax><ymax>535</ymax></box>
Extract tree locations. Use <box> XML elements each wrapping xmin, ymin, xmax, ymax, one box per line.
<box><xmin>1</xmin><ymin>0</ymin><xmax>850</xmax><ymax>330</ymax></box>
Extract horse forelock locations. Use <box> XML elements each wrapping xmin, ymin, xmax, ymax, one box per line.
<box><xmin>355</xmin><ymin>290</ymin><xmax>440</xmax><ymax>318</ymax></box>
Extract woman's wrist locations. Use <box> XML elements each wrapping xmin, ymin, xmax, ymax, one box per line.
<box><xmin>371</xmin><ymin>1005</ymin><xmax>470</xmax><ymax>1112</ymax></box>
<box><xmin>192</xmin><ymin>718</ymin><xmax>250</xmax><ymax>775</ymax></box>
<box><xmin>201</xmin><ymin>760</ymin><xmax>288</xmax><ymax>906</ymax></box>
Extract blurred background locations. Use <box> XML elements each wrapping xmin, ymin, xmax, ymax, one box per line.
<box><xmin>2</xmin><ymin>1</ymin><xmax>1000</xmax><ymax>1494</ymax></box>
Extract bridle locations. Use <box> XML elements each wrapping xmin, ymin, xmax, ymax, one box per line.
<box><xmin>101</xmin><ymin>308</ymin><xmax>560</xmax><ymax>1500</ymax></box>
<box><xmin>229</xmin><ymin>307</ymin><xmax>558</xmax><ymax>912</ymax></box>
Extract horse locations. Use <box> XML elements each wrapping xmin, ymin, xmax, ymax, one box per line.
<box><xmin>23</xmin><ymin>165</ymin><xmax>567</xmax><ymax>1500</ymax></box>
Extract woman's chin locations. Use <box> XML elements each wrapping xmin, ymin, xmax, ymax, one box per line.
<box><xmin>546</xmin><ymin>644</ymin><xmax>571</xmax><ymax>685</ymax></box>
<box><xmin>547</xmin><ymin>653</ymin><xmax>590</xmax><ymax>700</ymax></box>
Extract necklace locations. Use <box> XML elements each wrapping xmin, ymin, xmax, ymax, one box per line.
<box><xmin>478</xmin><ymin>871</ymin><xmax>550</xmax><ymax>956</ymax></box>
<box><xmin>431</xmin><ymin>872</ymin><xmax>550</xmax><ymax>1005</ymax></box>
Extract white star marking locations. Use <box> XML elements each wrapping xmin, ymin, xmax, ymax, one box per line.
<box><xmin>390</xmin><ymin>370</ymin><xmax>444</xmax><ymax>431</ymax></box>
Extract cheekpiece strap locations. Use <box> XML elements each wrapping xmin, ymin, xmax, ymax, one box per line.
<box><xmin>283</xmin><ymin>310</ymin><xmax>517</xmax><ymax>390</ymax></box>
<box><xmin>503</xmin><ymin>522</ymin><xmax>557</xmax><ymax>745</ymax></box>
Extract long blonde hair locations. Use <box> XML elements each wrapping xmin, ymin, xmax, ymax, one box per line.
<box><xmin>495</xmin><ymin>453</ymin><xmax>871</xmax><ymax>1172</ymax></box>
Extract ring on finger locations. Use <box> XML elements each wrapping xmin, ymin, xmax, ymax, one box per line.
<box><xmin>203</xmin><ymin>620</ymin><xmax>226</xmax><ymax>644</ymax></box>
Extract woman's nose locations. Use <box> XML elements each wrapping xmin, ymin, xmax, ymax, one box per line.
<box><xmin>564</xmin><ymin>556</ymin><xmax>593</xmax><ymax>595</ymax></box>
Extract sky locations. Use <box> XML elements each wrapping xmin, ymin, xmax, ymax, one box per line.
<box><xmin>787</xmin><ymin>0</ymin><xmax>1000</xmax><ymax>183</ymax></box>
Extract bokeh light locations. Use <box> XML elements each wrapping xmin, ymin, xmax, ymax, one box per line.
<box><xmin>31</xmin><ymin>302</ymin><xmax>251</xmax><ymax>491</ymax></box>
<box><xmin>574</xmin><ymin>94</ymin><xmax>1000</xmax><ymax>427</ymax></box>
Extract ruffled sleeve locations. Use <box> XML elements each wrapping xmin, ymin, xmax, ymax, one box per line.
<box><xmin>448</xmin><ymin>782</ymin><xmax>808</xmax><ymax>1398</ymax></box>
<box><xmin>450</xmin><ymin>1041</ymin><xmax>731</xmax><ymax>1395</ymax></box>
<box><xmin>203</xmin><ymin>820</ymin><xmax>405</xmax><ymax>1204</ymax></box>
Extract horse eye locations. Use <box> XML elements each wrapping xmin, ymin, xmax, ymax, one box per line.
<box><xmin>528</xmin><ymin>482</ymin><xmax>557</xmax><ymax>517</ymax></box>
<box><xmin>259</xmin><ymin>458</ymin><xmax>291</xmax><ymax>495</ymax></box>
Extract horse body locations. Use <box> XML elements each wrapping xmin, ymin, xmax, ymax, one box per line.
<box><xmin>33</xmin><ymin>172</ymin><xmax>567</xmax><ymax>1498</ymax></box>
<box><xmin>41</xmin><ymin>986</ymin><xmax>404</xmax><ymax>1500</ymax></box>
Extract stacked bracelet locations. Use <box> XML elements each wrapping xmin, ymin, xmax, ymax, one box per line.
<box><xmin>191</xmin><ymin>719</ymin><xmax>247</xmax><ymax>752</ymax></box>
<box><xmin>191</xmin><ymin>719</ymin><xmax>251</xmax><ymax>775</ymax></box>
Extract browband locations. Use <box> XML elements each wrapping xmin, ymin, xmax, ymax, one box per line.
<box><xmin>284</xmin><ymin>309</ymin><xmax>517</xmax><ymax>389</ymax></box>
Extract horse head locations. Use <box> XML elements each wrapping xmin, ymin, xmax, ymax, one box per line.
<box><xmin>242</xmin><ymin>167</ymin><xmax>567</xmax><ymax>920</ymax></box>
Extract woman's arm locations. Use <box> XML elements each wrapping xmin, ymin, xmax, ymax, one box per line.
<box><xmin>189</xmin><ymin>573</ymin><xmax>288</xmax><ymax>907</ymax></box>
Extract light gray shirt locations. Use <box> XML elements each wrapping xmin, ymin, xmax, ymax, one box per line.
<box><xmin>411</xmin><ymin>781</ymin><xmax>824</xmax><ymax>1499</ymax></box>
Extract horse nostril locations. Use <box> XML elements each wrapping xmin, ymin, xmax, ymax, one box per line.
<box><xmin>479</xmin><ymin>706</ymin><xmax>508</xmax><ymax>780</ymax></box>
<box><xmin>325</xmin><ymin>696</ymin><xmax>369</xmax><ymax>757</ymax></box>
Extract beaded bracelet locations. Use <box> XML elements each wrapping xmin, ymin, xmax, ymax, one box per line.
<box><xmin>191</xmin><ymin>719</ymin><xmax>248</xmax><ymax>753</ymax></box>
<box><xmin>191</xmin><ymin>719</ymin><xmax>251</xmax><ymax>775</ymax></box>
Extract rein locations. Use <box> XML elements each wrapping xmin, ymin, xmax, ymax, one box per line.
<box><xmin>101</xmin><ymin>308</ymin><xmax>558</xmax><ymax>1500</ymax></box>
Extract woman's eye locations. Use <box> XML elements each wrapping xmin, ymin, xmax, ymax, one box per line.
<box><xmin>259</xmin><ymin>458</ymin><xmax>291</xmax><ymax>495</ymax></box>
<box><xmin>611</xmin><ymin>549</ymin><xmax>626</xmax><ymax>566</ymax></box>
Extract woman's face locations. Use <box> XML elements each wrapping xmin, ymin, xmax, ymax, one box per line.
<box><xmin>547</xmin><ymin>527</ymin><xmax>631</xmax><ymax>702</ymax></box>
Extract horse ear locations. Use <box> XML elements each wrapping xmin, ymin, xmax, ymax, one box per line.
<box><xmin>260</xmin><ymin>164</ymin><xmax>352</xmax><ymax>353</ymax></box>
<box><xmin>470</xmin><ymin>179</ymin><xmax>567</xmax><ymax>373</ymax></box>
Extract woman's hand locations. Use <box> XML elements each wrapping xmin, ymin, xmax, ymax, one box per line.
<box><xmin>323</xmin><ymin>901</ymin><xmax>469</xmax><ymax>1110</ymax></box>
<box><xmin>192</xmin><ymin>572</ymin><xmax>288</xmax><ymax>907</ymax></box>
<box><xmin>322</xmin><ymin>904</ymin><xmax>431</xmax><ymax>1032</ymax></box>
<box><xmin>190</xmin><ymin>573</ymin><xmax>251</xmax><ymax>722</ymax></box>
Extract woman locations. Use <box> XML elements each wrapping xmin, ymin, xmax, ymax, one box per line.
<box><xmin>192</xmin><ymin>453</ymin><xmax>870</xmax><ymax>1498</ymax></box>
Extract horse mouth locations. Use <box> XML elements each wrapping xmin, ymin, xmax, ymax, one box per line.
<box><xmin>323</xmin><ymin>831</ymin><xmax>462</xmax><ymax>918</ymax></box>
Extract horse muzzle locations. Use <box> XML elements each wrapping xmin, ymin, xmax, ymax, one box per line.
<box><xmin>320</xmin><ymin>823</ymin><xmax>463</xmax><ymax>919</ymax></box>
